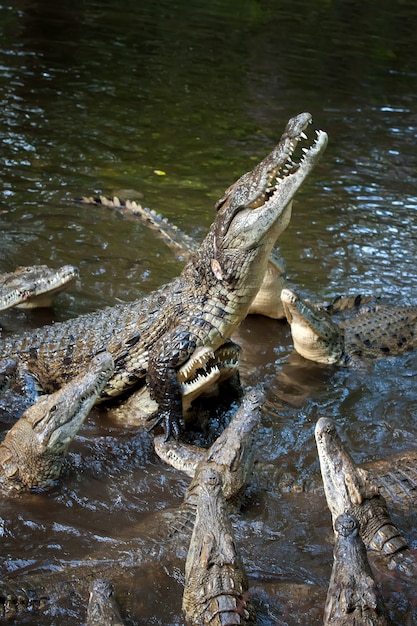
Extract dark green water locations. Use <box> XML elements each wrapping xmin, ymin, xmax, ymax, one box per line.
<box><xmin>0</xmin><ymin>0</ymin><xmax>417</xmax><ymax>624</ymax></box>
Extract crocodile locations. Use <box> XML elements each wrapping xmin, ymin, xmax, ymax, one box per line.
<box><xmin>79</xmin><ymin>196</ymin><xmax>288</xmax><ymax>320</ymax></box>
<box><xmin>182</xmin><ymin>466</ymin><xmax>255</xmax><ymax>625</ymax></box>
<box><xmin>106</xmin><ymin>337</ymin><xmax>242</xmax><ymax>427</ymax></box>
<box><xmin>315</xmin><ymin>417</ymin><xmax>416</xmax><ymax>575</ymax></box>
<box><xmin>0</xmin><ymin>264</ymin><xmax>79</xmax><ymax>312</ymax></box>
<box><xmin>79</xmin><ymin>201</ymin><xmax>384</xmax><ymax>325</ymax></box>
<box><xmin>0</xmin><ymin>114</ymin><xmax>327</xmax><ymax>439</ymax></box>
<box><xmin>0</xmin><ymin>389</ymin><xmax>262</xmax><ymax>620</ymax></box>
<box><xmin>324</xmin><ymin>513</ymin><xmax>390</xmax><ymax>626</ymax></box>
<box><xmin>0</xmin><ymin>351</ymin><xmax>114</xmax><ymax>491</ymax></box>
<box><xmin>281</xmin><ymin>287</ymin><xmax>417</xmax><ymax>365</ymax></box>
<box><xmin>86</xmin><ymin>579</ymin><xmax>125</xmax><ymax>626</ymax></box>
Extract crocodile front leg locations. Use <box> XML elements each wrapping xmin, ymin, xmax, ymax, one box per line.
<box><xmin>147</xmin><ymin>327</ymin><xmax>200</xmax><ymax>440</ymax></box>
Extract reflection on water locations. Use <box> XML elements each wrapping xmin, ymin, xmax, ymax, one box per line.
<box><xmin>0</xmin><ymin>0</ymin><xmax>417</xmax><ymax>624</ymax></box>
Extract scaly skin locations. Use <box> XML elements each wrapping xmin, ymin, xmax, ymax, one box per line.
<box><xmin>281</xmin><ymin>287</ymin><xmax>417</xmax><ymax>365</ymax></box>
<box><xmin>86</xmin><ymin>579</ymin><xmax>125</xmax><ymax>626</ymax></box>
<box><xmin>159</xmin><ymin>404</ymin><xmax>417</xmax><ymax>516</ymax></box>
<box><xmin>362</xmin><ymin>451</ymin><xmax>417</xmax><ymax>511</ymax></box>
<box><xmin>182</xmin><ymin>467</ymin><xmax>255</xmax><ymax>626</ymax></box>
<box><xmin>0</xmin><ymin>114</ymin><xmax>327</xmax><ymax>439</ymax></box>
<box><xmin>80</xmin><ymin>195</ymin><xmax>288</xmax><ymax>319</ymax></box>
<box><xmin>315</xmin><ymin>417</ymin><xmax>416</xmax><ymax>575</ymax></box>
<box><xmin>155</xmin><ymin>388</ymin><xmax>263</xmax><ymax>500</ymax></box>
<box><xmin>0</xmin><ymin>264</ymin><xmax>79</xmax><ymax>311</ymax></box>
<box><xmin>324</xmin><ymin>513</ymin><xmax>390</xmax><ymax>625</ymax></box>
<box><xmin>0</xmin><ymin>390</ymin><xmax>262</xmax><ymax>619</ymax></box>
<box><xmin>0</xmin><ymin>352</ymin><xmax>114</xmax><ymax>491</ymax></box>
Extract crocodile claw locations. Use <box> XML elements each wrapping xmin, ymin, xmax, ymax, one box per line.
<box><xmin>147</xmin><ymin>410</ymin><xmax>185</xmax><ymax>441</ymax></box>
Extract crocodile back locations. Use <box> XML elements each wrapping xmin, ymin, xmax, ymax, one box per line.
<box><xmin>342</xmin><ymin>304</ymin><xmax>417</xmax><ymax>360</ymax></box>
<box><xmin>365</xmin><ymin>451</ymin><xmax>417</xmax><ymax>511</ymax></box>
<box><xmin>0</xmin><ymin>280</ymin><xmax>182</xmax><ymax>395</ymax></box>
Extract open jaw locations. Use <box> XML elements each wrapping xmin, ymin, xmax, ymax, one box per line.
<box><xmin>259</xmin><ymin>118</ymin><xmax>326</xmax><ymax>205</ymax></box>
<box><xmin>177</xmin><ymin>341</ymin><xmax>241</xmax><ymax>406</ymax></box>
<box><xmin>219</xmin><ymin>118</ymin><xmax>328</xmax><ymax>248</ymax></box>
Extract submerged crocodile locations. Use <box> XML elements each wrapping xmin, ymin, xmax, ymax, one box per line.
<box><xmin>315</xmin><ymin>417</ymin><xmax>416</xmax><ymax>575</ymax></box>
<box><xmin>0</xmin><ymin>114</ymin><xmax>327</xmax><ymax>439</ymax></box>
<box><xmin>281</xmin><ymin>287</ymin><xmax>417</xmax><ymax>365</ymax></box>
<box><xmin>324</xmin><ymin>513</ymin><xmax>390</xmax><ymax>626</ymax></box>
<box><xmin>86</xmin><ymin>579</ymin><xmax>125</xmax><ymax>626</ymax></box>
<box><xmin>0</xmin><ymin>352</ymin><xmax>114</xmax><ymax>491</ymax></box>
<box><xmin>183</xmin><ymin>466</ymin><xmax>255</xmax><ymax>625</ymax></box>
<box><xmin>0</xmin><ymin>390</ymin><xmax>262</xmax><ymax>620</ymax></box>
<box><xmin>0</xmin><ymin>264</ymin><xmax>79</xmax><ymax>312</ymax></box>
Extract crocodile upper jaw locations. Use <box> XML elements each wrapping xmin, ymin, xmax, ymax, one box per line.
<box><xmin>315</xmin><ymin>417</ymin><xmax>380</xmax><ymax>521</ymax></box>
<box><xmin>0</xmin><ymin>352</ymin><xmax>114</xmax><ymax>491</ymax></box>
<box><xmin>281</xmin><ymin>288</ymin><xmax>344</xmax><ymax>364</ymax></box>
<box><xmin>217</xmin><ymin>122</ymin><xmax>328</xmax><ymax>254</ymax></box>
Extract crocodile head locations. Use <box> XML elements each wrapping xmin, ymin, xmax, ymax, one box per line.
<box><xmin>0</xmin><ymin>264</ymin><xmax>79</xmax><ymax>312</ymax></box>
<box><xmin>155</xmin><ymin>388</ymin><xmax>263</xmax><ymax>501</ymax></box>
<box><xmin>86</xmin><ymin>579</ymin><xmax>124</xmax><ymax>626</ymax></box>
<box><xmin>315</xmin><ymin>417</ymin><xmax>409</xmax><ymax>560</ymax></box>
<box><xmin>0</xmin><ymin>352</ymin><xmax>114</xmax><ymax>491</ymax></box>
<box><xmin>182</xmin><ymin>465</ymin><xmax>255</xmax><ymax>626</ymax></box>
<box><xmin>193</xmin><ymin>113</ymin><xmax>328</xmax><ymax>314</ymax></box>
<box><xmin>281</xmin><ymin>288</ymin><xmax>345</xmax><ymax>364</ymax></box>
<box><xmin>324</xmin><ymin>513</ymin><xmax>390</xmax><ymax>625</ymax></box>
<box><xmin>315</xmin><ymin>417</ymin><xmax>383</xmax><ymax>522</ymax></box>
<box><xmin>177</xmin><ymin>339</ymin><xmax>241</xmax><ymax>416</ymax></box>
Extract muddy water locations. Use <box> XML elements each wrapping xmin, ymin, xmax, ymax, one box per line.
<box><xmin>1</xmin><ymin>0</ymin><xmax>417</xmax><ymax>624</ymax></box>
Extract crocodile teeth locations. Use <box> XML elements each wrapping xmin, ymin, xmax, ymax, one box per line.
<box><xmin>178</xmin><ymin>346</ymin><xmax>215</xmax><ymax>382</ymax></box>
<box><xmin>300</xmin><ymin>131</ymin><xmax>308</xmax><ymax>140</ymax></box>
<box><xmin>181</xmin><ymin>367</ymin><xmax>221</xmax><ymax>396</ymax></box>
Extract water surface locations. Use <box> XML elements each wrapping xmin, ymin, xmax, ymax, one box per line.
<box><xmin>0</xmin><ymin>0</ymin><xmax>417</xmax><ymax>623</ymax></box>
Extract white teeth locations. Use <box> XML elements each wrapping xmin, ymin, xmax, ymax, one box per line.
<box><xmin>300</xmin><ymin>131</ymin><xmax>308</xmax><ymax>140</ymax></box>
<box><xmin>302</xmin><ymin>147</ymin><xmax>309</xmax><ymax>154</ymax></box>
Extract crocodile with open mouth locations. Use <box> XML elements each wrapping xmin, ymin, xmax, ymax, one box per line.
<box><xmin>281</xmin><ymin>287</ymin><xmax>417</xmax><ymax>365</ymax></box>
<box><xmin>0</xmin><ymin>389</ymin><xmax>262</xmax><ymax>621</ymax></box>
<box><xmin>0</xmin><ymin>264</ymin><xmax>79</xmax><ymax>312</ymax></box>
<box><xmin>0</xmin><ymin>352</ymin><xmax>114</xmax><ymax>491</ymax></box>
<box><xmin>0</xmin><ymin>113</ymin><xmax>327</xmax><ymax>439</ymax></box>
